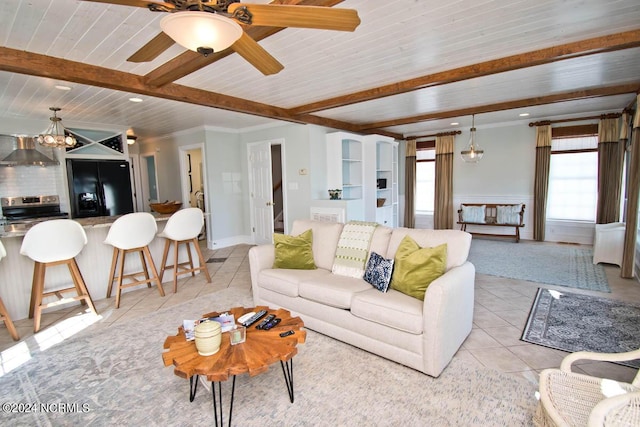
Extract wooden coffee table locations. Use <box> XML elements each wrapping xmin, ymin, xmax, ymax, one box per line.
<box><xmin>162</xmin><ymin>306</ymin><xmax>306</xmax><ymax>426</ymax></box>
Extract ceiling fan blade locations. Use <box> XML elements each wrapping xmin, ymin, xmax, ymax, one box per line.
<box><xmin>80</xmin><ymin>0</ymin><xmax>175</xmax><ymax>9</ymax></box>
<box><xmin>127</xmin><ymin>32</ymin><xmax>175</xmax><ymax>63</ymax></box>
<box><xmin>231</xmin><ymin>32</ymin><xmax>284</xmax><ymax>76</ymax></box>
<box><xmin>228</xmin><ymin>4</ymin><xmax>360</xmax><ymax>32</ymax></box>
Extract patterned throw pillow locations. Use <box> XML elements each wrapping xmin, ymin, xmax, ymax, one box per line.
<box><xmin>363</xmin><ymin>251</ymin><xmax>395</xmax><ymax>292</ymax></box>
<box><xmin>461</xmin><ymin>205</ymin><xmax>486</xmax><ymax>223</ymax></box>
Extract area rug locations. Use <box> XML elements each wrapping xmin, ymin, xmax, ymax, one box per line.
<box><xmin>0</xmin><ymin>286</ymin><xmax>538</xmax><ymax>426</ymax></box>
<box><xmin>521</xmin><ymin>288</ymin><xmax>640</xmax><ymax>368</ymax></box>
<box><xmin>468</xmin><ymin>239</ymin><xmax>610</xmax><ymax>292</ymax></box>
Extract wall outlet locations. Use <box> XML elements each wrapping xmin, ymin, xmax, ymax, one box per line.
<box><xmin>298</xmin><ymin>168</ymin><xmax>308</xmax><ymax>175</ymax></box>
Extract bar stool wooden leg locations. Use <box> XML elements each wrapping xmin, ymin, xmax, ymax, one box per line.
<box><xmin>172</xmin><ymin>240</ymin><xmax>179</xmax><ymax>293</ymax></box>
<box><xmin>69</xmin><ymin>258</ymin><xmax>97</xmax><ymax>315</ymax></box>
<box><xmin>115</xmin><ymin>249</ymin><xmax>126</xmax><ymax>309</ymax></box>
<box><xmin>185</xmin><ymin>242</ymin><xmax>195</xmax><ymax>278</ymax></box>
<box><xmin>143</xmin><ymin>246</ymin><xmax>165</xmax><ymax>297</ymax></box>
<box><xmin>138</xmin><ymin>250</ymin><xmax>152</xmax><ymax>288</ymax></box>
<box><xmin>31</xmin><ymin>262</ymin><xmax>46</xmax><ymax>333</ymax></box>
<box><xmin>159</xmin><ymin>240</ymin><xmax>171</xmax><ymax>283</ymax></box>
<box><xmin>0</xmin><ymin>297</ymin><xmax>19</xmax><ymax>341</ymax></box>
<box><xmin>106</xmin><ymin>247</ymin><xmax>119</xmax><ymax>299</ymax></box>
<box><xmin>192</xmin><ymin>238</ymin><xmax>212</xmax><ymax>283</ymax></box>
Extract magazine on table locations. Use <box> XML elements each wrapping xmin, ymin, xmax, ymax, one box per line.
<box><xmin>183</xmin><ymin>313</ymin><xmax>235</xmax><ymax>341</ymax></box>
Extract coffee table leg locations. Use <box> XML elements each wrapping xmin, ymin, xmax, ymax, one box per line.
<box><xmin>211</xmin><ymin>376</ymin><xmax>236</xmax><ymax>427</ymax></box>
<box><xmin>280</xmin><ymin>358</ymin><xmax>294</xmax><ymax>403</ymax></box>
<box><xmin>189</xmin><ymin>375</ymin><xmax>199</xmax><ymax>402</ymax></box>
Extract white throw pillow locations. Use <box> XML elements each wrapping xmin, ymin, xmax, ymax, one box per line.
<box><xmin>461</xmin><ymin>205</ymin><xmax>486</xmax><ymax>223</ymax></box>
<box><xmin>496</xmin><ymin>204</ymin><xmax>522</xmax><ymax>225</ymax></box>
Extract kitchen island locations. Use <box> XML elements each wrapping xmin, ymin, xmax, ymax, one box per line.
<box><xmin>0</xmin><ymin>213</ymin><xmax>204</xmax><ymax>321</ymax></box>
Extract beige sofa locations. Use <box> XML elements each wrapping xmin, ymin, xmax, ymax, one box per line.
<box><xmin>248</xmin><ymin>219</ymin><xmax>475</xmax><ymax>377</ymax></box>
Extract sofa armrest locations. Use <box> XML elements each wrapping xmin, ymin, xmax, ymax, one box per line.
<box><xmin>421</xmin><ymin>261</ymin><xmax>475</xmax><ymax>377</ymax></box>
<box><xmin>248</xmin><ymin>244</ymin><xmax>275</xmax><ymax>305</ymax></box>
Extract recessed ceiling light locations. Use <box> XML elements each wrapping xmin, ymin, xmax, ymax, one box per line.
<box><xmin>129</xmin><ymin>97</ymin><xmax>143</xmax><ymax>103</ymax></box>
<box><xmin>55</xmin><ymin>85</ymin><xmax>71</xmax><ymax>91</ymax></box>
<box><xmin>450</xmin><ymin>122</ymin><xmax>459</xmax><ymax>126</ymax></box>
<box><xmin>519</xmin><ymin>113</ymin><xmax>530</xmax><ymax>117</ymax></box>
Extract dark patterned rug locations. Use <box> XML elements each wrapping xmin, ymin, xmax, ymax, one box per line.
<box><xmin>521</xmin><ymin>288</ymin><xmax>640</xmax><ymax>368</ymax></box>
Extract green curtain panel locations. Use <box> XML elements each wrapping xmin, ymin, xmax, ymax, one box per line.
<box><xmin>404</xmin><ymin>140</ymin><xmax>416</xmax><ymax>228</ymax></box>
<box><xmin>434</xmin><ymin>135</ymin><xmax>454</xmax><ymax>230</ymax></box>
<box><xmin>533</xmin><ymin>125</ymin><xmax>551</xmax><ymax>241</ymax></box>
<box><xmin>596</xmin><ymin>117</ymin><xmax>623</xmax><ymax>224</ymax></box>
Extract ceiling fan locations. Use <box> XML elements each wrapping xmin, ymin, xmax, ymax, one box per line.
<box><xmin>82</xmin><ymin>0</ymin><xmax>361</xmax><ymax>75</ymax></box>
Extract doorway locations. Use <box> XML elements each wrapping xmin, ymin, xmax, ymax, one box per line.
<box><xmin>140</xmin><ymin>153</ymin><xmax>159</xmax><ymax>211</ymax></box>
<box><xmin>248</xmin><ymin>139</ymin><xmax>287</xmax><ymax>245</ymax></box>
<box><xmin>179</xmin><ymin>143</ymin><xmax>208</xmax><ymax>241</ymax></box>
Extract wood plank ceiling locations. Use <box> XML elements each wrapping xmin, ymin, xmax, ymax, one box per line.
<box><xmin>0</xmin><ymin>0</ymin><xmax>638</xmax><ymax>139</ymax></box>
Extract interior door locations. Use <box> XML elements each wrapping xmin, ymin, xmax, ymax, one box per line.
<box><xmin>248</xmin><ymin>142</ymin><xmax>274</xmax><ymax>245</ymax></box>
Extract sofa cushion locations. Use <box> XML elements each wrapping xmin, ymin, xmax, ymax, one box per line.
<box><xmin>390</xmin><ymin>236</ymin><xmax>447</xmax><ymax>301</ymax></box>
<box><xmin>351</xmin><ymin>288</ymin><xmax>424</xmax><ymax>334</ymax></box>
<box><xmin>387</xmin><ymin>228</ymin><xmax>471</xmax><ymax>270</ymax></box>
<box><xmin>259</xmin><ymin>268</ymin><xmax>332</xmax><ymax>297</ymax></box>
<box><xmin>273</xmin><ymin>229</ymin><xmax>316</xmax><ymax>269</ymax></box>
<box><xmin>363</xmin><ymin>251</ymin><xmax>394</xmax><ymax>292</ymax></box>
<box><xmin>299</xmin><ymin>275</ymin><xmax>371</xmax><ymax>309</ymax></box>
<box><xmin>291</xmin><ymin>220</ymin><xmax>344</xmax><ymax>271</ymax></box>
<box><xmin>368</xmin><ymin>226</ymin><xmax>393</xmax><ymax>260</ymax></box>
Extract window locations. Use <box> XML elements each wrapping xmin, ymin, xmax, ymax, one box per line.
<box><xmin>416</xmin><ymin>147</ymin><xmax>435</xmax><ymax>213</ymax></box>
<box><xmin>546</xmin><ymin>136</ymin><xmax>598</xmax><ymax>221</ymax></box>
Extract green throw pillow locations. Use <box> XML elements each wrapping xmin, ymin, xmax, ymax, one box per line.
<box><xmin>272</xmin><ymin>229</ymin><xmax>317</xmax><ymax>270</ymax></box>
<box><xmin>390</xmin><ymin>235</ymin><xmax>447</xmax><ymax>300</ymax></box>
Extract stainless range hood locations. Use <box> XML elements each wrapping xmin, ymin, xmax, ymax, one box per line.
<box><xmin>0</xmin><ymin>135</ymin><xmax>59</xmax><ymax>167</ymax></box>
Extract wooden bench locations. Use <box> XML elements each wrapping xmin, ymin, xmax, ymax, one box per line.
<box><xmin>457</xmin><ymin>203</ymin><xmax>525</xmax><ymax>243</ymax></box>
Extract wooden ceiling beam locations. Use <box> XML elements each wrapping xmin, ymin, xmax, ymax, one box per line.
<box><xmin>355</xmin><ymin>84</ymin><xmax>640</xmax><ymax>132</ymax></box>
<box><xmin>289</xmin><ymin>29</ymin><xmax>640</xmax><ymax>116</ymax></box>
<box><xmin>0</xmin><ymin>47</ymin><xmax>301</xmax><ymax>123</ymax></box>
<box><xmin>144</xmin><ymin>0</ymin><xmax>345</xmax><ymax>87</ymax></box>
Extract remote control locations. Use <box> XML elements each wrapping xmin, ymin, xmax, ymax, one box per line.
<box><xmin>262</xmin><ymin>318</ymin><xmax>281</xmax><ymax>330</ymax></box>
<box><xmin>256</xmin><ymin>314</ymin><xmax>276</xmax><ymax>329</ymax></box>
<box><xmin>237</xmin><ymin>312</ymin><xmax>256</xmax><ymax>324</ymax></box>
<box><xmin>279</xmin><ymin>330</ymin><xmax>294</xmax><ymax>337</ymax></box>
<box><xmin>242</xmin><ymin>310</ymin><xmax>268</xmax><ymax>327</ymax></box>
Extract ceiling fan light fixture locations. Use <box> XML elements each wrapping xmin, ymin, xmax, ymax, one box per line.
<box><xmin>460</xmin><ymin>114</ymin><xmax>484</xmax><ymax>163</ymax></box>
<box><xmin>160</xmin><ymin>11</ymin><xmax>243</xmax><ymax>55</ymax></box>
<box><xmin>36</xmin><ymin>107</ymin><xmax>76</xmax><ymax>149</ymax></box>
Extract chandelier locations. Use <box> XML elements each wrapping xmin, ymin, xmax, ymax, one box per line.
<box><xmin>36</xmin><ymin>107</ymin><xmax>77</xmax><ymax>148</ymax></box>
<box><xmin>460</xmin><ymin>114</ymin><xmax>484</xmax><ymax>163</ymax></box>
<box><xmin>160</xmin><ymin>11</ymin><xmax>243</xmax><ymax>57</ymax></box>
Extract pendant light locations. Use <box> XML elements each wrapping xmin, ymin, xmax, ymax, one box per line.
<box><xmin>460</xmin><ymin>114</ymin><xmax>484</xmax><ymax>163</ymax></box>
<box><xmin>36</xmin><ymin>107</ymin><xmax>77</xmax><ymax>148</ymax></box>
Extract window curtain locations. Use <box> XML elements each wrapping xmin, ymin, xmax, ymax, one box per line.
<box><xmin>622</xmin><ymin>101</ymin><xmax>640</xmax><ymax>278</ymax></box>
<box><xmin>596</xmin><ymin>116</ymin><xmax>624</xmax><ymax>224</ymax></box>
<box><xmin>533</xmin><ymin>124</ymin><xmax>551</xmax><ymax>241</ymax></box>
<box><xmin>434</xmin><ymin>135</ymin><xmax>454</xmax><ymax>229</ymax></box>
<box><xmin>404</xmin><ymin>139</ymin><xmax>416</xmax><ymax>228</ymax></box>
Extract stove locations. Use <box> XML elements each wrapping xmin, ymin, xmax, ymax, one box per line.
<box><xmin>1</xmin><ymin>195</ymin><xmax>69</xmax><ymax>223</ymax></box>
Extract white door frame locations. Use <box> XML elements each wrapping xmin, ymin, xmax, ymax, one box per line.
<box><xmin>140</xmin><ymin>153</ymin><xmax>160</xmax><ymax>210</ymax></box>
<box><xmin>247</xmin><ymin>139</ymin><xmax>287</xmax><ymax>244</ymax></box>
<box><xmin>178</xmin><ymin>143</ymin><xmax>210</xmax><ymax>242</ymax></box>
<box><xmin>128</xmin><ymin>153</ymin><xmax>144</xmax><ymax>212</ymax></box>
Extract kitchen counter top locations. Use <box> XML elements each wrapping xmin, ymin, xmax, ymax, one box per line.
<box><xmin>0</xmin><ymin>212</ymin><xmax>172</xmax><ymax>238</ymax></box>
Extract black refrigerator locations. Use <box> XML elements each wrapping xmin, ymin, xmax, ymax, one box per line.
<box><xmin>67</xmin><ymin>159</ymin><xmax>134</xmax><ymax>218</ymax></box>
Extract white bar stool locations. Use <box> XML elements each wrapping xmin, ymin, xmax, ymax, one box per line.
<box><xmin>105</xmin><ymin>212</ymin><xmax>165</xmax><ymax>308</ymax></box>
<box><xmin>20</xmin><ymin>219</ymin><xmax>97</xmax><ymax>333</ymax></box>
<box><xmin>0</xmin><ymin>240</ymin><xmax>19</xmax><ymax>340</ymax></box>
<box><xmin>158</xmin><ymin>208</ymin><xmax>211</xmax><ymax>293</ymax></box>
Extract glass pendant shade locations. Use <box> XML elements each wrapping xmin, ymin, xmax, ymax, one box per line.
<box><xmin>460</xmin><ymin>115</ymin><xmax>484</xmax><ymax>163</ymax></box>
<box><xmin>160</xmin><ymin>12</ymin><xmax>243</xmax><ymax>55</ymax></box>
<box><xmin>36</xmin><ymin>107</ymin><xmax>76</xmax><ymax>148</ymax></box>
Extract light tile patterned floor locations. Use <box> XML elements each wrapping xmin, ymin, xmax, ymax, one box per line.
<box><xmin>1</xmin><ymin>241</ymin><xmax>638</xmax><ymax>386</ymax></box>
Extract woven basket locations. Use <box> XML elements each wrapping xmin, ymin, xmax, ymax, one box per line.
<box><xmin>150</xmin><ymin>201</ymin><xmax>182</xmax><ymax>214</ymax></box>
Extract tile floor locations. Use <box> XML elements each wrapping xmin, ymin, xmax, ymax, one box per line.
<box><xmin>1</xmin><ymin>241</ymin><xmax>639</xmax><ymax>386</ymax></box>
